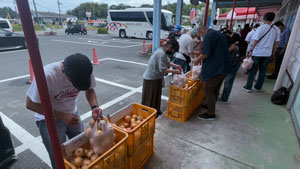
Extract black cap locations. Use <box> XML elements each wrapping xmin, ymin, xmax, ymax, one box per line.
<box><xmin>64</xmin><ymin>53</ymin><xmax>93</xmax><ymax>91</ymax></box>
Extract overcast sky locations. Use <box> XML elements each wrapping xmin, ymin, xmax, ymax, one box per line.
<box><xmin>1</xmin><ymin>0</ymin><xmax>193</xmax><ymax>13</ymax></box>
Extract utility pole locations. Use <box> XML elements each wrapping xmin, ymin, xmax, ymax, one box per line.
<box><xmin>13</xmin><ymin>0</ymin><xmax>18</xmax><ymax>14</ymax></box>
<box><xmin>32</xmin><ymin>0</ymin><xmax>39</xmax><ymax>24</ymax></box>
<box><xmin>57</xmin><ymin>0</ymin><xmax>63</xmax><ymax>24</ymax></box>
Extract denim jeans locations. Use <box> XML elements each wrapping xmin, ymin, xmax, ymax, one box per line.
<box><xmin>221</xmin><ymin>64</ymin><xmax>240</xmax><ymax>102</ymax></box>
<box><xmin>173</xmin><ymin>57</ymin><xmax>187</xmax><ymax>73</ymax></box>
<box><xmin>244</xmin><ymin>56</ymin><xmax>270</xmax><ymax>90</ymax></box>
<box><xmin>36</xmin><ymin>112</ymin><xmax>83</xmax><ymax>169</ymax></box>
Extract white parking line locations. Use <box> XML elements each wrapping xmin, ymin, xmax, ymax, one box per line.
<box><xmin>78</xmin><ymin>38</ymin><xmax>141</xmax><ymax>44</ymax></box>
<box><xmin>0</xmin><ymin>112</ymin><xmax>51</xmax><ymax>167</ymax></box>
<box><xmin>95</xmin><ymin>78</ymin><xmax>135</xmax><ymax>91</ymax></box>
<box><xmin>52</xmin><ymin>39</ymin><xmax>139</xmax><ymax>49</ymax></box>
<box><xmin>0</xmin><ymin>75</ymin><xmax>30</xmax><ymax>83</ymax></box>
<box><xmin>0</xmin><ymin>49</ymin><xmax>27</xmax><ymax>54</ymax></box>
<box><xmin>106</xmin><ymin>58</ymin><xmax>147</xmax><ymax>66</ymax></box>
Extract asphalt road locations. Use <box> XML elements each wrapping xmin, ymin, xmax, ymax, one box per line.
<box><xmin>0</xmin><ymin>31</ymin><xmax>169</xmax><ymax>168</ymax></box>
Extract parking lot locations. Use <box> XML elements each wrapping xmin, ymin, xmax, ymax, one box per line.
<box><xmin>0</xmin><ymin>32</ymin><xmax>161</xmax><ymax>168</ymax></box>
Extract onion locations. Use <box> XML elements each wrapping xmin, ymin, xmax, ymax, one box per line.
<box><xmin>90</xmin><ymin>154</ymin><xmax>99</xmax><ymax>162</ymax></box>
<box><xmin>136</xmin><ymin>120</ymin><xmax>141</xmax><ymax>125</ymax></box>
<box><xmin>124</xmin><ymin>122</ymin><xmax>130</xmax><ymax>128</ymax></box>
<box><xmin>137</xmin><ymin>115</ymin><xmax>144</xmax><ymax>121</ymax></box>
<box><xmin>132</xmin><ymin>115</ymin><xmax>138</xmax><ymax>121</ymax></box>
<box><xmin>126</xmin><ymin>127</ymin><xmax>131</xmax><ymax>132</ymax></box>
<box><xmin>85</xmin><ymin>128</ymin><xmax>92</xmax><ymax>136</ymax></box>
<box><xmin>82</xmin><ymin>158</ymin><xmax>91</xmax><ymax>166</ymax></box>
<box><xmin>97</xmin><ymin>121</ymin><xmax>102</xmax><ymax>130</ymax></box>
<box><xmin>73</xmin><ymin>156</ymin><xmax>83</xmax><ymax>168</ymax></box>
<box><xmin>119</xmin><ymin>124</ymin><xmax>125</xmax><ymax>128</ymax></box>
<box><xmin>74</xmin><ymin>148</ymin><xmax>84</xmax><ymax>157</ymax></box>
<box><xmin>90</xmin><ymin>119</ymin><xmax>95</xmax><ymax>127</ymax></box>
<box><xmin>124</xmin><ymin>115</ymin><xmax>131</xmax><ymax>123</ymax></box>
<box><xmin>86</xmin><ymin>149</ymin><xmax>95</xmax><ymax>159</ymax></box>
<box><xmin>131</xmin><ymin>122</ymin><xmax>137</xmax><ymax>129</ymax></box>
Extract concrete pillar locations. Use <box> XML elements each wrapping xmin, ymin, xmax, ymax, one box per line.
<box><xmin>210</xmin><ymin>1</ymin><xmax>217</xmax><ymax>26</ymax></box>
<box><xmin>152</xmin><ymin>0</ymin><xmax>162</xmax><ymax>53</ymax></box>
<box><xmin>176</xmin><ymin>0</ymin><xmax>183</xmax><ymax>26</ymax></box>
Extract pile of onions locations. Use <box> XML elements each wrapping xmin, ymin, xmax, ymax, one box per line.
<box><xmin>118</xmin><ymin>114</ymin><xmax>144</xmax><ymax>132</ymax></box>
<box><xmin>68</xmin><ymin>146</ymin><xmax>100</xmax><ymax>169</ymax></box>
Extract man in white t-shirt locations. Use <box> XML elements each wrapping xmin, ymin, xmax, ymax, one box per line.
<box><xmin>173</xmin><ymin>29</ymin><xmax>199</xmax><ymax>72</ymax></box>
<box><xmin>26</xmin><ymin>53</ymin><xmax>102</xmax><ymax>169</ymax></box>
<box><xmin>245</xmin><ymin>23</ymin><xmax>260</xmax><ymax>54</ymax></box>
<box><xmin>210</xmin><ymin>20</ymin><xmax>221</xmax><ymax>31</ymax></box>
<box><xmin>243</xmin><ymin>12</ymin><xmax>280</xmax><ymax>92</ymax></box>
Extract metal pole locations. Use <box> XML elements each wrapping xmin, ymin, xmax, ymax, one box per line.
<box><xmin>203</xmin><ymin>0</ymin><xmax>210</xmax><ymax>27</ymax></box>
<box><xmin>245</xmin><ymin>0</ymin><xmax>250</xmax><ymax>25</ymax></box>
<box><xmin>175</xmin><ymin>0</ymin><xmax>183</xmax><ymax>26</ymax></box>
<box><xmin>210</xmin><ymin>1</ymin><xmax>217</xmax><ymax>26</ymax></box>
<box><xmin>152</xmin><ymin>0</ymin><xmax>162</xmax><ymax>53</ymax></box>
<box><xmin>229</xmin><ymin>0</ymin><xmax>237</xmax><ymax>31</ymax></box>
<box><xmin>57</xmin><ymin>0</ymin><xmax>62</xmax><ymax>24</ymax></box>
<box><xmin>15</xmin><ymin>0</ymin><xmax>65</xmax><ymax>168</ymax></box>
<box><xmin>32</xmin><ymin>0</ymin><xmax>39</xmax><ymax>24</ymax></box>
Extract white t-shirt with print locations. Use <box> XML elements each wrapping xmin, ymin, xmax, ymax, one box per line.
<box><xmin>245</xmin><ymin>29</ymin><xmax>255</xmax><ymax>52</ymax></box>
<box><xmin>26</xmin><ymin>62</ymin><xmax>96</xmax><ymax>121</ymax></box>
<box><xmin>252</xmin><ymin>24</ymin><xmax>280</xmax><ymax>57</ymax></box>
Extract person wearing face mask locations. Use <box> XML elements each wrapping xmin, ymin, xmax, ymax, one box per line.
<box><xmin>173</xmin><ymin>29</ymin><xmax>199</xmax><ymax>73</ymax></box>
<box><xmin>194</xmin><ymin>26</ymin><xmax>232</xmax><ymax>120</ymax></box>
<box><xmin>142</xmin><ymin>39</ymin><xmax>182</xmax><ymax>117</ymax></box>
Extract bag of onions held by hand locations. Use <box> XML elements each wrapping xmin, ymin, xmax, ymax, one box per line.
<box><xmin>173</xmin><ymin>71</ymin><xmax>186</xmax><ymax>88</ymax></box>
<box><xmin>191</xmin><ymin>65</ymin><xmax>201</xmax><ymax>80</ymax></box>
<box><xmin>86</xmin><ymin>119</ymin><xmax>115</xmax><ymax>155</ymax></box>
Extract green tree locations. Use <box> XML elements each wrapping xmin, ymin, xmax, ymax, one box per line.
<box><xmin>140</xmin><ymin>4</ymin><xmax>153</xmax><ymax>8</ymax></box>
<box><xmin>109</xmin><ymin>4</ymin><xmax>132</xmax><ymax>10</ymax></box>
<box><xmin>67</xmin><ymin>2</ymin><xmax>108</xmax><ymax>20</ymax></box>
<box><xmin>0</xmin><ymin>7</ymin><xmax>18</xmax><ymax>19</ymax></box>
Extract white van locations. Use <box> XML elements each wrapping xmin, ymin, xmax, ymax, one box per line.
<box><xmin>0</xmin><ymin>18</ymin><xmax>13</xmax><ymax>32</ymax></box>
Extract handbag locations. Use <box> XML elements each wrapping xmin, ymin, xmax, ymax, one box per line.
<box><xmin>242</xmin><ymin>57</ymin><xmax>254</xmax><ymax>71</ymax></box>
<box><xmin>271</xmin><ymin>85</ymin><xmax>293</xmax><ymax>105</ymax></box>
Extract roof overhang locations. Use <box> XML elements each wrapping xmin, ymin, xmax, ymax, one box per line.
<box><xmin>214</xmin><ymin>0</ymin><xmax>283</xmax><ymax>8</ymax></box>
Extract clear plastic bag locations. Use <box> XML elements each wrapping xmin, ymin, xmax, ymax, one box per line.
<box><xmin>191</xmin><ymin>65</ymin><xmax>201</xmax><ymax>80</ymax></box>
<box><xmin>242</xmin><ymin>57</ymin><xmax>254</xmax><ymax>71</ymax></box>
<box><xmin>173</xmin><ymin>72</ymin><xmax>186</xmax><ymax>88</ymax></box>
<box><xmin>86</xmin><ymin>120</ymin><xmax>115</xmax><ymax>155</ymax></box>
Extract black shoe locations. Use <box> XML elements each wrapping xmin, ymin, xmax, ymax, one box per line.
<box><xmin>201</xmin><ymin>104</ymin><xmax>208</xmax><ymax>109</ymax></box>
<box><xmin>198</xmin><ymin>113</ymin><xmax>216</xmax><ymax>121</ymax></box>
<box><xmin>267</xmin><ymin>75</ymin><xmax>277</xmax><ymax>79</ymax></box>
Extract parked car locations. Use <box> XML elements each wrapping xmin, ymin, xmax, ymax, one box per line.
<box><xmin>65</xmin><ymin>25</ymin><xmax>87</xmax><ymax>35</ymax></box>
<box><xmin>0</xmin><ymin>18</ymin><xmax>13</xmax><ymax>32</ymax></box>
<box><xmin>0</xmin><ymin>28</ymin><xmax>27</xmax><ymax>51</ymax></box>
<box><xmin>0</xmin><ymin>116</ymin><xmax>18</xmax><ymax>168</ymax></box>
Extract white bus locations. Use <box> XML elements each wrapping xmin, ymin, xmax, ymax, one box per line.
<box><xmin>107</xmin><ymin>8</ymin><xmax>173</xmax><ymax>39</ymax></box>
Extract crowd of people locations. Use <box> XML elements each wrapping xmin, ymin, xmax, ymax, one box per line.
<box><xmin>24</xmin><ymin>11</ymin><xmax>291</xmax><ymax>168</ymax></box>
<box><xmin>142</xmin><ymin>11</ymin><xmax>291</xmax><ymax>121</ymax></box>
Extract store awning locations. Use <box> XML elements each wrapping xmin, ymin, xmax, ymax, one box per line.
<box><xmin>214</xmin><ymin>0</ymin><xmax>283</xmax><ymax>8</ymax></box>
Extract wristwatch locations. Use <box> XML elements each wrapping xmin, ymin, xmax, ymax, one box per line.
<box><xmin>91</xmin><ymin>105</ymin><xmax>98</xmax><ymax>110</ymax></box>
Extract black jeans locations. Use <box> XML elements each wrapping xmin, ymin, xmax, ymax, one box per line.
<box><xmin>271</xmin><ymin>48</ymin><xmax>284</xmax><ymax>77</ymax></box>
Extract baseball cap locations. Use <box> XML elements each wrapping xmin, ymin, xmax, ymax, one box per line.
<box><xmin>173</xmin><ymin>25</ymin><xmax>182</xmax><ymax>31</ymax></box>
<box><xmin>64</xmin><ymin>53</ymin><xmax>93</xmax><ymax>91</ymax></box>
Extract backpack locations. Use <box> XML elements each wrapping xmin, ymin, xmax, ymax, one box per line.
<box><xmin>271</xmin><ymin>86</ymin><xmax>293</xmax><ymax>105</ymax></box>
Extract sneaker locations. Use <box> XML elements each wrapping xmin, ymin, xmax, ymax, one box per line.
<box><xmin>243</xmin><ymin>86</ymin><xmax>252</xmax><ymax>92</ymax></box>
<box><xmin>217</xmin><ymin>99</ymin><xmax>228</xmax><ymax>104</ymax></box>
<box><xmin>198</xmin><ymin>113</ymin><xmax>216</xmax><ymax>121</ymax></box>
<box><xmin>253</xmin><ymin>87</ymin><xmax>262</xmax><ymax>92</ymax></box>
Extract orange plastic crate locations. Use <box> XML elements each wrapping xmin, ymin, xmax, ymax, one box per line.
<box><xmin>166</xmin><ymin>84</ymin><xmax>205</xmax><ymax>122</ymax></box>
<box><xmin>168</xmin><ymin>80</ymin><xmax>200</xmax><ymax>106</ymax></box>
<box><xmin>110</xmin><ymin>103</ymin><xmax>156</xmax><ymax>157</ymax></box>
<box><xmin>63</xmin><ymin>127</ymin><xmax>128</xmax><ymax>169</ymax></box>
<box><xmin>127</xmin><ymin>135</ymin><xmax>154</xmax><ymax>169</ymax></box>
